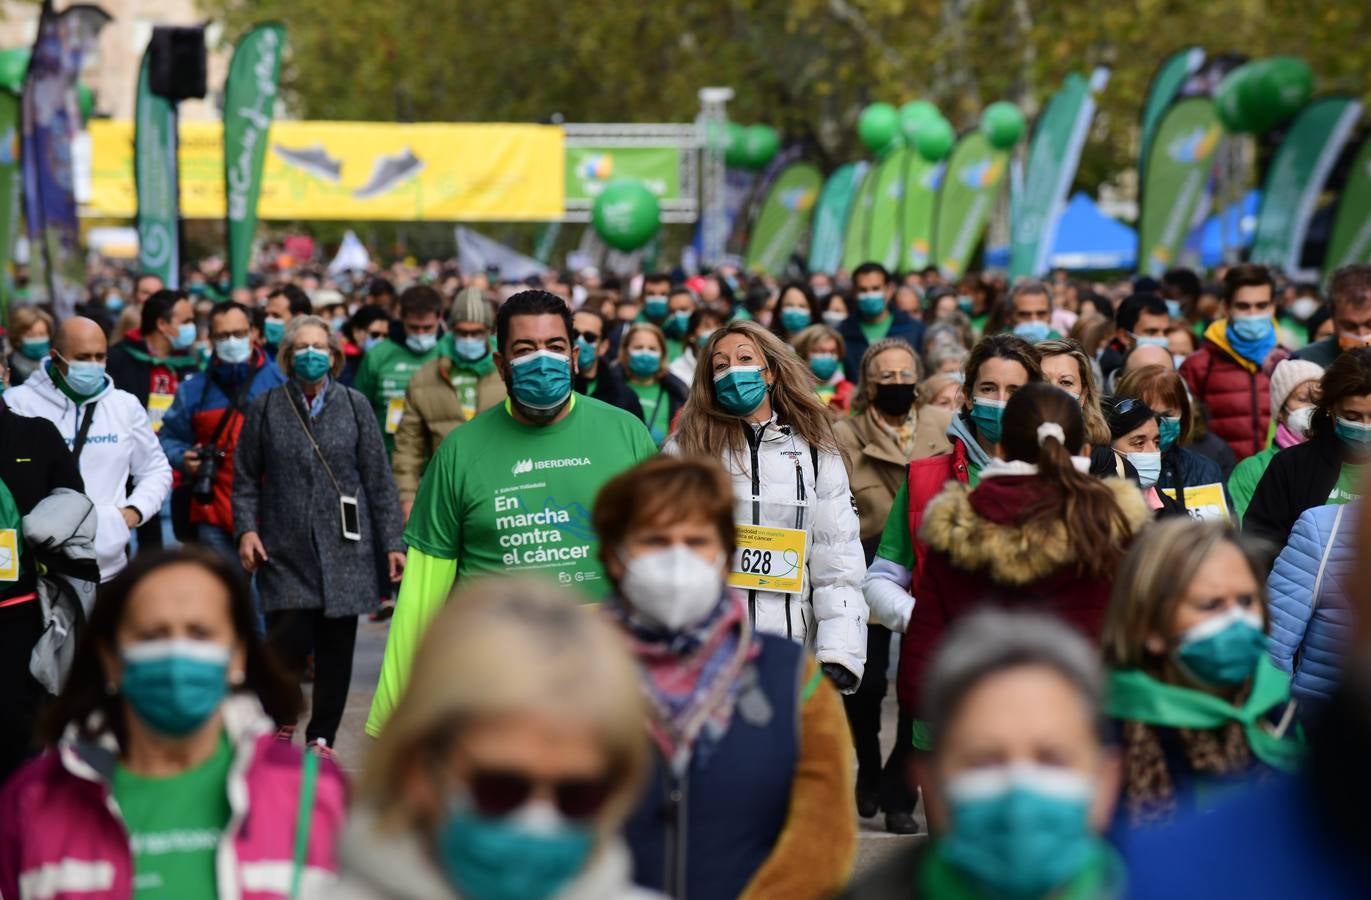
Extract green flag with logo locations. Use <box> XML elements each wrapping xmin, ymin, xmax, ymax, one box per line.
<box><xmin>865</xmin><ymin>147</ymin><xmax>909</xmax><ymax>271</ymax></box>
<box><xmin>809</xmin><ymin>162</ymin><xmax>864</xmax><ymax>275</ymax></box>
<box><xmin>932</xmin><ymin>132</ymin><xmax>1009</xmax><ymax>279</ymax></box>
<box><xmin>135</xmin><ymin>48</ymin><xmax>179</xmax><ymax>288</ymax></box>
<box><xmin>1324</xmin><ymin>134</ymin><xmax>1371</xmax><ymax>276</ymax></box>
<box><xmin>1138</xmin><ymin>98</ymin><xmax>1222</xmax><ymax>277</ymax></box>
<box><xmin>1010</xmin><ymin>69</ymin><xmax>1109</xmax><ymax>279</ymax></box>
<box><xmin>223</xmin><ymin>23</ymin><xmax>285</xmax><ymax>289</ymax></box>
<box><xmin>1140</xmin><ymin>48</ymin><xmax>1205</xmax><ymax>173</ymax></box>
<box><xmin>743</xmin><ymin>162</ymin><xmax>823</xmax><ymax>276</ymax></box>
<box><xmin>1251</xmin><ymin>96</ymin><xmax>1362</xmax><ymax>275</ymax></box>
<box><xmin>840</xmin><ymin>162</ymin><xmax>879</xmax><ymax>273</ymax></box>
<box><xmin>900</xmin><ymin>153</ymin><xmax>941</xmax><ymax>272</ymax></box>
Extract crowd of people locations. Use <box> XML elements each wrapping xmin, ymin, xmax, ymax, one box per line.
<box><xmin>0</xmin><ymin>250</ymin><xmax>1368</xmax><ymax>899</ymax></box>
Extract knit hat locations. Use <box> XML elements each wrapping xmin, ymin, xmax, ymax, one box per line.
<box><xmin>449</xmin><ymin>287</ymin><xmax>494</xmax><ymax>328</ymax></box>
<box><xmin>1107</xmin><ymin>396</ymin><xmax>1157</xmax><ymax>441</ymax></box>
<box><xmin>1268</xmin><ymin>359</ymin><xmax>1323</xmax><ymax>420</ymax></box>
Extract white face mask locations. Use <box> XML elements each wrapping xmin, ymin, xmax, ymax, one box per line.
<box><xmin>1285</xmin><ymin>405</ymin><xmax>1315</xmax><ymax>440</ymax></box>
<box><xmin>619</xmin><ymin>545</ymin><xmax>724</xmax><ymax>632</ymax></box>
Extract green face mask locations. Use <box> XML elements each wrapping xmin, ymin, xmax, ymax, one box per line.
<box><xmin>1176</xmin><ymin>607</ymin><xmax>1266</xmax><ymax>687</ymax></box>
<box><xmin>1158</xmin><ymin>416</ymin><xmax>1182</xmax><ymax>452</ymax></box>
<box><xmin>970</xmin><ymin>397</ymin><xmax>1006</xmax><ymax>445</ymax></box>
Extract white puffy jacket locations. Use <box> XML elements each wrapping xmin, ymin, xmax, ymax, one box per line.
<box><xmin>665</xmin><ymin>418</ymin><xmax>869</xmax><ymax>683</ymax></box>
<box><xmin>6</xmin><ymin>361</ymin><xmax>172</xmax><ymax>581</ymax></box>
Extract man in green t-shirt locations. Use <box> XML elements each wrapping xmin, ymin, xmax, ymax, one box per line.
<box><xmin>352</xmin><ymin>284</ymin><xmax>444</xmax><ymax>454</ymax></box>
<box><xmin>368</xmin><ymin>290</ymin><xmax>658</xmax><ymax>736</ymax></box>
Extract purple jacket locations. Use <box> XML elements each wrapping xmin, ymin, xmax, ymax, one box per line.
<box><xmin>0</xmin><ymin>695</ymin><xmax>348</xmax><ymax>899</ymax></box>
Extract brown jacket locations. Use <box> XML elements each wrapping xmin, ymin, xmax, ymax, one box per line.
<box><xmin>391</xmin><ymin>356</ymin><xmax>507</xmax><ymax>502</ymax></box>
<box><xmin>834</xmin><ymin>405</ymin><xmax>953</xmax><ymax>541</ymax></box>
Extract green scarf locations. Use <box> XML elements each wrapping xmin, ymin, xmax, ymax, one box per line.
<box><xmin>921</xmin><ymin>839</ymin><xmax>1124</xmax><ymax>900</ymax></box>
<box><xmin>1105</xmin><ymin>657</ymin><xmax>1302</xmax><ymax>772</ymax></box>
<box><xmin>50</xmin><ymin>363</ymin><xmax>101</xmax><ymax>405</ymax></box>
<box><xmin>118</xmin><ymin>340</ymin><xmax>203</xmax><ymax>371</ymax></box>
<box><xmin>439</xmin><ymin>333</ymin><xmax>496</xmax><ymax>377</ymax></box>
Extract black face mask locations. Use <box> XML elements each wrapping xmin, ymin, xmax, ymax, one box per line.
<box><xmin>872</xmin><ymin>382</ymin><xmax>916</xmax><ymax>417</ymax></box>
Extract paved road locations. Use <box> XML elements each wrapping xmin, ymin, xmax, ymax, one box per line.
<box><xmin>322</xmin><ymin>617</ymin><xmax>921</xmax><ymax>882</ymax></box>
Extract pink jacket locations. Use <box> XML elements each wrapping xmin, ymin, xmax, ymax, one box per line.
<box><xmin>0</xmin><ymin>695</ymin><xmax>347</xmax><ymax>900</ymax></box>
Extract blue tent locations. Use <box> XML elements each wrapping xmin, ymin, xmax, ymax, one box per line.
<box><xmin>1048</xmin><ymin>192</ymin><xmax>1137</xmax><ymax>271</ymax></box>
<box><xmin>1185</xmin><ymin>189</ymin><xmax>1260</xmax><ymax>268</ymax></box>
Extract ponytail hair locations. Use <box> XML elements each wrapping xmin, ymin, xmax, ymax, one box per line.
<box><xmin>1001</xmin><ymin>383</ymin><xmax>1136</xmax><ymax>580</ymax></box>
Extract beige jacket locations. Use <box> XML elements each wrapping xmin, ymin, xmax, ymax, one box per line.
<box><xmin>391</xmin><ymin>356</ymin><xmax>507</xmax><ymax>503</ymax></box>
<box><xmin>834</xmin><ymin>405</ymin><xmax>953</xmax><ymax>541</ymax></box>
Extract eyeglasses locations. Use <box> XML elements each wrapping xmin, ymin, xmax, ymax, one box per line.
<box><xmin>874</xmin><ymin>369</ymin><xmax>917</xmax><ymax>384</ymax></box>
<box><xmin>576</xmin><ymin>330</ymin><xmax>602</xmax><ymax>344</ymax></box>
<box><xmin>465</xmin><ymin>768</ymin><xmax>613</xmax><ymax>821</ymax></box>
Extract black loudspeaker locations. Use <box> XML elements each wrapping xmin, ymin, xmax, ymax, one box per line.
<box><xmin>148</xmin><ymin>26</ymin><xmax>206</xmax><ymax>102</ymax></box>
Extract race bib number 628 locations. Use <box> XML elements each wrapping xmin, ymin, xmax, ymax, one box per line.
<box><xmin>728</xmin><ymin>524</ymin><xmax>806</xmax><ymax>594</ymax></box>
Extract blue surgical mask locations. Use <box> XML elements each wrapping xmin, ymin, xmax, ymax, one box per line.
<box><xmin>1158</xmin><ymin>416</ymin><xmax>1182</xmax><ymax>452</ymax></box>
<box><xmin>941</xmin><ymin>763</ymin><xmax>1095</xmax><ymax>898</ymax></box>
<box><xmin>809</xmin><ymin>353</ymin><xmax>839</xmax><ymax>381</ymax></box>
<box><xmin>575</xmin><ymin>337</ymin><xmax>598</xmax><ymax>370</ymax></box>
<box><xmin>713</xmin><ymin>365</ymin><xmax>769</xmax><ymax>416</ymax></box>
<box><xmin>1229</xmin><ymin>313</ymin><xmax>1274</xmax><ymax>343</ymax></box>
<box><xmin>364</xmin><ymin>335</ymin><xmax>384</xmax><ymax>352</ymax></box>
<box><xmin>857</xmin><ymin>292</ymin><xmax>887</xmax><ymax>320</ymax></box>
<box><xmin>1165</xmin><ymin>299</ymin><xmax>1183</xmax><ymax>320</ymax></box>
<box><xmin>970</xmin><ymin>397</ymin><xmax>1006</xmax><ymax>445</ymax></box>
<box><xmin>20</xmin><ymin>337</ymin><xmax>49</xmax><ymax>360</ymax></box>
<box><xmin>1176</xmin><ymin>607</ymin><xmax>1267</xmax><ymax>687</ymax></box>
<box><xmin>120</xmin><ymin>639</ymin><xmax>231</xmax><ymax>737</ymax></box>
<box><xmin>263</xmin><ymin>318</ymin><xmax>286</xmax><ymax>345</ymax></box>
<box><xmin>406</xmin><ymin>332</ymin><xmax>438</xmax><ymax>354</ymax></box>
<box><xmin>1334</xmin><ymin>416</ymin><xmax>1371</xmax><ymax>452</ymax></box>
<box><xmin>627</xmin><ymin>349</ymin><xmax>661</xmax><ymax>377</ymax></box>
<box><xmin>171</xmin><ymin>321</ymin><xmax>198</xmax><ymax>351</ymax></box>
<box><xmin>1128</xmin><ymin>450</ymin><xmax>1162</xmax><ymax>488</ymax></box>
<box><xmin>781</xmin><ymin>308</ymin><xmax>812</xmax><ymax>333</ymax></box>
<box><xmin>643</xmin><ymin>297</ymin><xmax>669</xmax><ymax>322</ymax></box>
<box><xmin>293</xmin><ymin>347</ymin><xmax>332</xmax><ymax>383</ymax></box>
<box><xmin>1013</xmin><ymin>321</ymin><xmax>1051</xmax><ymax>343</ymax></box>
<box><xmin>105</xmin><ymin>294</ymin><xmax>125</xmax><ymax>312</ymax></box>
<box><xmin>665</xmin><ymin>310</ymin><xmax>691</xmax><ymax>339</ymax></box>
<box><xmin>1132</xmin><ymin>333</ymin><xmax>1170</xmax><ymax>348</ymax></box>
<box><xmin>509</xmin><ymin>350</ymin><xmax>573</xmax><ymax>412</ymax></box>
<box><xmin>215</xmin><ymin>336</ymin><xmax>252</xmax><ymax>365</ymax></box>
<box><xmin>61</xmin><ymin>358</ymin><xmax>106</xmax><ymax>396</ymax></box>
<box><xmin>453</xmin><ymin>336</ymin><xmax>489</xmax><ymax>363</ymax></box>
<box><xmin>438</xmin><ymin>802</ymin><xmax>592</xmax><ymax>900</ymax></box>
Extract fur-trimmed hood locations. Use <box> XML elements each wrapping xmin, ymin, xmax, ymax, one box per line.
<box><xmin>919</xmin><ymin>475</ymin><xmax>1150</xmax><ymax>586</ymax></box>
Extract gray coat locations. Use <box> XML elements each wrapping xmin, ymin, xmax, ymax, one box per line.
<box><xmin>232</xmin><ymin>380</ymin><xmax>404</xmax><ymax>617</ymax></box>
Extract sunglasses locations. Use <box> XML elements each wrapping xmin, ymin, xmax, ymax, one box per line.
<box><xmin>576</xmin><ymin>330</ymin><xmax>602</xmax><ymax>344</ymax></box>
<box><xmin>1111</xmin><ymin>397</ymin><xmax>1144</xmax><ymax>415</ymax></box>
<box><xmin>465</xmin><ymin>768</ymin><xmax>613</xmax><ymax>821</ymax></box>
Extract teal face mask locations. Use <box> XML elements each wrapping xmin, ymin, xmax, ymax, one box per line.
<box><xmin>957</xmin><ymin>295</ymin><xmax>974</xmax><ymax>314</ymax></box>
<box><xmin>1229</xmin><ymin>314</ymin><xmax>1274</xmax><ymax>343</ymax></box>
<box><xmin>1176</xmin><ymin>607</ymin><xmax>1267</xmax><ymax>687</ymax></box>
<box><xmin>857</xmin><ymin>292</ymin><xmax>887</xmax><ymax>319</ymax></box>
<box><xmin>1012</xmin><ymin>321</ymin><xmax>1051</xmax><ymax>343</ymax></box>
<box><xmin>438</xmin><ymin>802</ymin><xmax>592</xmax><ymax>900</ymax></box>
<box><xmin>941</xmin><ymin>763</ymin><xmax>1095</xmax><ymax>898</ymax></box>
<box><xmin>809</xmin><ymin>353</ymin><xmax>839</xmax><ymax>381</ymax></box>
<box><xmin>713</xmin><ymin>365</ymin><xmax>768</xmax><ymax>416</ymax></box>
<box><xmin>781</xmin><ymin>307</ymin><xmax>812</xmax><ymax>333</ymax></box>
<box><xmin>20</xmin><ymin>337</ymin><xmax>49</xmax><ymax>360</ymax></box>
<box><xmin>643</xmin><ymin>297</ymin><xmax>669</xmax><ymax>322</ymax></box>
<box><xmin>1335</xmin><ymin>416</ymin><xmax>1371</xmax><ymax>452</ymax></box>
<box><xmin>171</xmin><ymin>321</ymin><xmax>198</xmax><ymax>351</ymax></box>
<box><xmin>120</xmin><ymin>639</ymin><xmax>231</xmax><ymax>737</ymax></box>
<box><xmin>1158</xmin><ymin>416</ymin><xmax>1182</xmax><ymax>452</ymax></box>
<box><xmin>293</xmin><ymin>348</ymin><xmax>332</xmax><ymax>383</ymax></box>
<box><xmin>627</xmin><ymin>349</ymin><xmax>662</xmax><ymax>378</ymax></box>
<box><xmin>969</xmin><ymin>397</ymin><xmax>1007</xmax><ymax>445</ymax></box>
<box><xmin>665</xmin><ymin>310</ymin><xmax>691</xmax><ymax>339</ymax></box>
<box><xmin>263</xmin><ymin>318</ymin><xmax>286</xmax><ymax>345</ymax></box>
<box><xmin>509</xmin><ymin>350</ymin><xmax>573</xmax><ymax>412</ymax></box>
<box><xmin>575</xmin><ymin>337</ymin><xmax>598</xmax><ymax>370</ymax></box>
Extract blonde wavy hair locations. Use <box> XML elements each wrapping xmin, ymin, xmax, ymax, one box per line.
<box><xmin>672</xmin><ymin>319</ymin><xmax>838</xmax><ymax>458</ymax></box>
<box><xmin>1037</xmin><ymin>338</ymin><xmax>1109</xmax><ymax>447</ymax></box>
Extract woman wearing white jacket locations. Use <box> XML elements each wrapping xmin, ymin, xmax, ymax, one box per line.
<box><xmin>666</xmin><ymin>320</ymin><xmax>868</xmax><ymax>692</ymax></box>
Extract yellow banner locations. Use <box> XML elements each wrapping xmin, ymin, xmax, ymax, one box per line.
<box><xmin>89</xmin><ymin>120</ymin><xmax>565</xmax><ymax>221</ymax></box>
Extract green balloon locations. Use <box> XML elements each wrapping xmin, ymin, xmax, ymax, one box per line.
<box><xmin>898</xmin><ymin>100</ymin><xmax>940</xmax><ymax>143</ymax></box>
<box><xmin>1247</xmin><ymin>56</ymin><xmax>1313</xmax><ymax>130</ymax></box>
<box><xmin>915</xmin><ymin>115</ymin><xmax>955</xmax><ymax>162</ymax></box>
<box><xmin>0</xmin><ymin>48</ymin><xmax>28</xmax><ymax>95</ymax></box>
<box><xmin>980</xmin><ymin>101</ymin><xmax>1025</xmax><ymax>150</ymax></box>
<box><xmin>742</xmin><ymin>124</ymin><xmax>780</xmax><ymax>170</ymax></box>
<box><xmin>723</xmin><ymin>121</ymin><xmax>748</xmax><ymax>168</ymax></box>
<box><xmin>78</xmin><ymin>83</ymin><xmax>94</xmax><ymax>123</ymax></box>
<box><xmin>592</xmin><ymin>179</ymin><xmax>660</xmax><ymax>252</ymax></box>
<box><xmin>1215</xmin><ymin>64</ymin><xmax>1256</xmax><ymax>132</ymax></box>
<box><xmin>858</xmin><ymin>102</ymin><xmax>900</xmax><ymax>155</ymax></box>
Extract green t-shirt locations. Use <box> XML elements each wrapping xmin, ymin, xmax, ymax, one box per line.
<box><xmin>858</xmin><ymin>313</ymin><xmax>893</xmax><ymax>345</ymax></box>
<box><xmin>450</xmin><ymin>369</ymin><xmax>480</xmax><ymax>421</ymax></box>
<box><xmin>628</xmin><ymin>380</ymin><xmax>669</xmax><ymax>446</ymax></box>
<box><xmin>665</xmin><ymin>337</ymin><xmax>685</xmax><ymax>363</ymax></box>
<box><xmin>405</xmin><ymin>395</ymin><xmax>659</xmax><ymax>599</ymax></box>
<box><xmin>353</xmin><ymin>338</ymin><xmax>441</xmax><ymax>453</ymax></box>
<box><xmin>1329</xmin><ymin>462</ymin><xmax>1365</xmax><ymax>505</ymax></box>
<box><xmin>112</xmin><ymin>732</ymin><xmax>233</xmax><ymax>899</ymax></box>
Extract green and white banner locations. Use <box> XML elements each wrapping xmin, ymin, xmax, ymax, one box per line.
<box><xmin>932</xmin><ymin>132</ymin><xmax>1009</xmax><ymax>279</ymax></box>
<box><xmin>1140</xmin><ymin>48</ymin><xmax>1205</xmax><ymax>172</ymax></box>
<box><xmin>743</xmin><ymin>161</ymin><xmax>823</xmax><ymax>276</ymax></box>
<box><xmin>899</xmin><ymin>153</ymin><xmax>941</xmax><ymax>272</ymax></box>
<box><xmin>808</xmin><ymin>162</ymin><xmax>865</xmax><ymax>275</ymax></box>
<box><xmin>1324</xmin><ymin>134</ymin><xmax>1371</xmax><ymax>276</ymax></box>
<box><xmin>1009</xmin><ymin>69</ymin><xmax>1109</xmax><ymax>279</ymax></box>
<box><xmin>134</xmin><ymin>48</ymin><xmax>179</xmax><ymax>288</ymax></box>
<box><xmin>565</xmin><ymin>147</ymin><xmax>681</xmax><ymax>202</ymax></box>
<box><xmin>840</xmin><ymin>161</ymin><xmax>879</xmax><ymax>273</ymax></box>
<box><xmin>1251</xmin><ymin>96</ymin><xmax>1362</xmax><ymax>275</ymax></box>
<box><xmin>864</xmin><ymin>147</ymin><xmax>909</xmax><ymax>271</ymax></box>
<box><xmin>1138</xmin><ymin>97</ymin><xmax>1222</xmax><ymax>276</ymax></box>
<box><xmin>0</xmin><ymin>86</ymin><xmax>18</xmax><ymax>318</ymax></box>
<box><xmin>223</xmin><ymin>23</ymin><xmax>285</xmax><ymax>289</ymax></box>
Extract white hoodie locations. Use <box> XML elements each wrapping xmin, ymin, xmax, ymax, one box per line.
<box><xmin>6</xmin><ymin>361</ymin><xmax>172</xmax><ymax>581</ymax></box>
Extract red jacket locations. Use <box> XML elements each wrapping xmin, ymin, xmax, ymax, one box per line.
<box><xmin>1180</xmin><ymin>322</ymin><xmax>1288</xmax><ymax>461</ymax></box>
<box><xmin>897</xmin><ymin>473</ymin><xmax>1149</xmax><ymax>715</ymax></box>
<box><xmin>905</xmin><ymin>437</ymin><xmax>971</xmax><ymax>577</ymax></box>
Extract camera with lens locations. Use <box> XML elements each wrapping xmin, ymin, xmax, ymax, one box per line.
<box><xmin>190</xmin><ymin>445</ymin><xmax>226</xmax><ymax>504</ymax></box>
